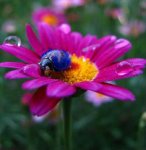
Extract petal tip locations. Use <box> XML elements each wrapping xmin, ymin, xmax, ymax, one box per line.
<box><xmin>116</xmin><ymin>39</ymin><xmax>132</xmax><ymax>49</ymax></box>
<box><xmin>4</xmin><ymin>74</ymin><xmax>12</xmax><ymax>79</ymax></box>
<box><xmin>130</xmin><ymin>94</ymin><xmax>136</xmax><ymax>101</ymax></box>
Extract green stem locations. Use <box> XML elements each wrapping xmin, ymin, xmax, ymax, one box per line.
<box><xmin>63</xmin><ymin>98</ymin><xmax>72</xmax><ymax>150</ymax></box>
<box><xmin>56</xmin><ymin>105</ymin><xmax>61</xmax><ymax>150</ymax></box>
<box><xmin>137</xmin><ymin>112</ymin><xmax>146</xmax><ymax>150</ymax></box>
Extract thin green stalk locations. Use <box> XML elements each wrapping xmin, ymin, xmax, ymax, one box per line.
<box><xmin>63</xmin><ymin>98</ymin><xmax>72</xmax><ymax>150</ymax></box>
<box><xmin>137</xmin><ymin>112</ymin><xmax>146</xmax><ymax>150</ymax></box>
<box><xmin>56</xmin><ymin>105</ymin><xmax>61</xmax><ymax>150</ymax></box>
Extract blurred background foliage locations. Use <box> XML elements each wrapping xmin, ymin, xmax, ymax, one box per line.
<box><xmin>0</xmin><ymin>0</ymin><xmax>146</xmax><ymax>149</ymax></box>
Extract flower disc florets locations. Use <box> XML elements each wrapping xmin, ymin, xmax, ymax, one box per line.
<box><xmin>43</xmin><ymin>53</ymin><xmax>99</xmax><ymax>84</ymax></box>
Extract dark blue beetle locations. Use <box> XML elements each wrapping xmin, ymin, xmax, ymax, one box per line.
<box><xmin>39</xmin><ymin>50</ymin><xmax>71</xmax><ymax>72</ymax></box>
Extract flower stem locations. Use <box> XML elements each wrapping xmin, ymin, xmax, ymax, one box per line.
<box><xmin>63</xmin><ymin>98</ymin><xmax>72</xmax><ymax>150</ymax></box>
<box><xmin>137</xmin><ymin>112</ymin><xmax>146</xmax><ymax>150</ymax></box>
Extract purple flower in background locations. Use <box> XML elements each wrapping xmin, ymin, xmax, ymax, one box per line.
<box><xmin>32</xmin><ymin>7</ymin><xmax>67</xmax><ymax>26</ymax></box>
<box><xmin>85</xmin><ymin>90</ymin><xmax>113</xmax><ymax>107</ymax></box>
<box><xmin>106</xmin><ymin>8</ymin><xmax>126</xmax><ymax>23</ymax></box>
<box><xmin>1</xmin><ymin>20</ymin><xmax>16</xmax><ymax>33</ymax></box>
<box><xmin>119</xmin><ymin>20</ymin><xmax>146</xmax><ymax>37</ymax></box>
<box><xmin>0</xmin><ymin>23</ymin><xmax>146</xmax><ymax>116</ymax></box>
<box><xmin>85</xmin><ymin>82</ymin><xmax>115</xmax><ymax>106</ymax></box>
<box><xmin>52</xmin><ymin>0</ymin><xmax>85</xmax><ymax>11</ymax></box>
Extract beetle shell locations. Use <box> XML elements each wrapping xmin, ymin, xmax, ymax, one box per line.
<box><xmin>39</xmin><ymin>50</ymin><xmax>71</xmax><ymax>72</ymax></box>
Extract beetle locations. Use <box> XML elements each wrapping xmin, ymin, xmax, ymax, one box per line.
<box><xmin>39</xmin><ymin>49</ymin><xmax>71</xmax><ymax>72</ymax></box>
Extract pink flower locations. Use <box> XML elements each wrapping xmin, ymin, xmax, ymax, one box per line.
<box><xmin>106</xmin><ymin>8</ymin><xmax>125</xmax><ymax>23</ymax></box>
<box><xmin>32</xmin><ymin>7</ymin><xmax>67</xmax><ymax>26</ymax></box>
<box><xmin>52</xmin><ymin>0</ymin><xmax>85</xmax><ymax>10</ymax></box>
<box><xmin>118</xmin><ymin>20</ymin><xmax>146</xmax><ymax>37</ymax></box>
<box><xmin>85</xmin><ymin>82</ymin><xmax>115</xmax><ymax>106</ymax></box>
<box><xmin>32</xmin><ymin>105</ymin><xmax>59</xmax><ymax>124</ymax></box>
<box><xmin>1</xmin><ymin>20</ymin><xmax>16</xmax><ymax>33</ymax></box>
<box><xmin>85</xmin><ymin>90</ymin><xmax>113</xmax><ymax>106</ymax></box>
<box><xmin>0</xmin><ymin>23</ymin><xmax>146</xmax><ymax>116</ymax></box>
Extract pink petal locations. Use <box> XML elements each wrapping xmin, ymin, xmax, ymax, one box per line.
<box><xmin>126</xmin><ymin>58</ymin><xmax>146</xmax><ymax>69</ymax></box>
<box><xmin>70</xmin><ymin>32</ymin><xmax>83</xmax><ymax>53</ymax></box>
<box><xmin>0</xmin><ymin>44</ymin><xmax>39</xmax><ymax>63</ymax></box>
<box><xmin>0</xmin><ymin>62</ymin><xmax>26</xmax><ymax>69</ymax></box>
<box><xmin>54</xmin><ymin>30</ymin><xmax>83</xmax><ymax>54</ymax></box>
<box><xmin>5</xmin><ymin>69</ymin><xmax>29</xmax><ymax>79</ymax></box>
<box><xmin>26</xmin><ymin>24</ymin><xmax>44</xmax><ymax>55</ymax></box>
<box><xmin>97</xmin><ymin>83</ymin><xmax>135</xmax><ymax>101</ymax></box>
<box><xmin>82</xmin><ymin>44</ymin><xmax>100</xmax><ymax>59</ymax></box>
<box><xmin>22</xmin><ymin>77</ymin><xmax>56</xmax><ymax>90</ymax></box>
<box><xmin>95</xmin><ymin>39</ymin><xmax>132</xmax><ymax>69</ymax></box>
<box><xmin>92</xmin><ymin>36</ymin><xmax>117</xmax><ymax>59</ymax></box>
<box><xmin>46</xmin><ymin>81</ymin><xmax>76</xmax><ymax>98</ymax></box>
<box><xmin>60</xmin><ymin>32</ymin><xmax>75</xmax><ymax>52</ymax></box>
<box><xmin>75</xmin><ymin>35</ymin><xmax>98</xmax><ymax>56</ymax></box>
<box><xmin>83</xmin><ymin>35</ymin><xmax>116</xmax><ymax>60</ymax></box>
<box><xmin>23</xmin><ymin>64</ymin><xmax>41</xmax><ymax>78</ymax></box>
<box><xmin>54</xmin><ymin>29</ymin><xmax>70</xmax><ymax>50</ymax></box>
<box><xmin>22</xmin><ymin>93</ymin><xmax>33</xmax><ymax>105</ymax></box>
<box><xmin>75</xmin><ymin>81</ymin><xmax>102</xmax><ymax>92</ymax></box>
<box><xmin>29</xmin><ymin>87</ymin><xmax>61</xmax><ymax>116</ymax></box>
<box><xmin>38</xmin><ymin>23</ymin><xmax>55</xmax><ymax>50</ymax></box>
<box><xmin>96</xmin><ymin>58</ymin><xmax>146</xmax><ymax>82</ymax></box>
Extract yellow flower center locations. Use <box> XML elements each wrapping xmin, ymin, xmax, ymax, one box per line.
<box><xmin>42</xmin><ymin>14</ymin><xmax>58</xmax><ymax>26</ymax></box>
<box><xmin>45</xmin><ymin>54</ymin><xmax>99</xmax><ymax>84</ymax></box>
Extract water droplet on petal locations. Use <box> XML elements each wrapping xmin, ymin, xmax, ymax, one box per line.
<box><xmin>116</xmin><ymin>61</ymin><xmax>134</xmax><ymax>76</ymax></box>
<box><xmin>3</xmin><ymin>36</ymin><xmax>21</xmax><ymax>47</ymax></box>
<box><xmin>82</xmin><ymin>44</ymin><xmax>101</xmax><ymax>52</ymax></box>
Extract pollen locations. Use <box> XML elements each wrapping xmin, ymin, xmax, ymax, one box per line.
<box><xmin>41</xmin><ymin>14</ymin><xmax>58</xmax><ymax>26</ymax></box>
<box><xmin>45</xmin><ymin>54</ymin><xmax>99</xmax><ymax>84</ymax></box>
